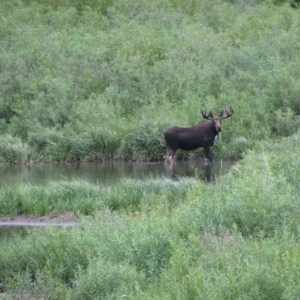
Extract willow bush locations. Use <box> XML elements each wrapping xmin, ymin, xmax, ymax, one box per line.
<box><xmin>0</xmin><ymin>0</ymin><xmax>299</xmax><ymax>162</ymax></box>
<box><xmin>0</xmin><ymin>134</ymin><xmax>32</xmax><ymax>164</ymax></box>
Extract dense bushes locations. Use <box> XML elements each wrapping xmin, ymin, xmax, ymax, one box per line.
<box><xmin>0</xmin><ymin>0</ymin><xmax>299</xmax><ymax>162</ymax></box>
<box><xmin>2</xmin><ymin>2</ymin><xmax>300</xmax><ymax>298</ymax></box>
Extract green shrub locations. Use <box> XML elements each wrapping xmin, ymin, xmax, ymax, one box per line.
<box><xmin>70</xmin><ymin>260</ymin><xmax>146</xmax><ymax>300</ymax></box>
<box><xmin>271</xmin><ymin>107</ymin><xmax>299</xmax><ymax>136</ymax></box>
<box><xmin>124</xmin><ymin>124</ymin><xmax>166</xmax><ymax>161</ymax></box>
<box><xmin>1</xmin><ymin>1</ymin><xmax>300</xmax><ymax>162</ymax></box>
<box><xmin>0</xmin><ymin>134</ymin><xmax>31</xmax><ymax>164</ymax></box>
<box><xmin>2</xmin><ymin>134</ymin><xmax>300</xmax><ymax>298</ymax></box>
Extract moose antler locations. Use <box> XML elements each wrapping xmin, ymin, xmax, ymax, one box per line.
<box><xmin>220</xmin><ymin>106</ymin><xmax>233</xmax><ymax>119</ymax></box>
<box><xmin>201</xmin><ymin>110</ymin><xmax>214</xmax><ymax>120</ymax></box>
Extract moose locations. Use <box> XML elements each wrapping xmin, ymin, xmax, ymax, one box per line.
<box><xmin>164</xmin><ymin>106</ymin><xmax>233</xmax><ymax>163</ymax></box>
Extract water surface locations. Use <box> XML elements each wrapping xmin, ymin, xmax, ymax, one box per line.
<box><xmin>0</xmin><ymin>160</ymin><xmax>235</xmax><ymax>236</ymax></box>
<box><xmin>0</xmin><ymin>160</ymin><xmax>235</xmax><ymax>186</ymax></box>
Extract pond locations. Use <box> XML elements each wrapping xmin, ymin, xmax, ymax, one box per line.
<box><xmin>0</xmin><ymin>160</ymin><xmax>236</xmax><ymax>236</ymax></box>
<box><xmin>0</xmin><ymin>160</ymin><xmax>235</xmax><ymax>186</ymax></box>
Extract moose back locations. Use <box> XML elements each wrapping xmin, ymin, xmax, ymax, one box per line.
<box><xmin>164</xmin><ymin>107</ymin><xmax>233</xmax><ymax>162</ymax></box>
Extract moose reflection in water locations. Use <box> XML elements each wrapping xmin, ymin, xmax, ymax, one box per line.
<box><xmin>164</xmin><ymin>106</ymin><xmax>233</xmax><ymax>164</ymax></box>
<box><xmin>164</xmin><ymin>160</ymin><xmax>231</xmax><ymax>182</ymax></box>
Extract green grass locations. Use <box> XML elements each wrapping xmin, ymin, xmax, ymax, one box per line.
<box><xmin>0</xmin><ymin>134</ymin><xmax>32</xmax><ymax>164</ymax></box>
<box><xmin>1</xmin><ymin>0</ymin><xmax>300</xmax><ymax>298</ymax></box>
<box><xmin>0</xmin><ymin>177</ymin><xmax>194</xmax><ymax>216</ymax></box>
<box><xmin>0</xmin><ymin>132</ymin><xmax>300</xmax><ymax>298</ymax></box>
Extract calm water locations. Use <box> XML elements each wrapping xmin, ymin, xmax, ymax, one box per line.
<box><xmin>0</xmin><ymin>160</ymin><xmax>236</xmax><ymax>186</ymax></box>
<box><xmin>0</xmin><ymin>160</ymin><xmax>236</xmax><ymax>237</ymax></box>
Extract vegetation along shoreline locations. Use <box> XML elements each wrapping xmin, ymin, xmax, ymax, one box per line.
<box><xmin>0</xmin><ymin>0</ymin><xmax>300</xmax><ymax>299</ymax></box>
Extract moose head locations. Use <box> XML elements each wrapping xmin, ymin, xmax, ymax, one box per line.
<box><xmin>201</xmin><ymin>106</ymin><xmax>234</xmax><ymax>134</ymax></box>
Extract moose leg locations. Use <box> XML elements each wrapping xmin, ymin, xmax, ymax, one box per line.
<box><xmin>165</xmin><ymin>147</ymin><xmax>171</xmax><ymax>162</ymax></box>
<box><xmin>165</xmin><ymin>147</ymin><xmax>175</xmax><ymax>163</ymax></box>
<box><xmin>204</xmin><ymin>146</ymin><xmax>210</xmax><ymax>162</ymax></box>
<box><xmin>164</xmin><ymin>148</ymin><xmax>175</xmax><ymax>177</ymax></box>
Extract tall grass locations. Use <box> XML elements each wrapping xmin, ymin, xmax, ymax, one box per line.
<box><xmin>0</xmin><ymin>177</ymin><xmax>194</xmax><ymax>216</ymax></box>
<box><xmin>0</xmin><ymin>134</ymin><xmax>32</xmax><ymax>164</ymax></box>
<box><xmin>1</xmin><ymin>132</ymin><xmax>300</xmax><ymax>298</ymax></box>
<box><xmin>1</xmin><ymin>0</ymin><xmax>300</xmax><ymax>298</ymax></box>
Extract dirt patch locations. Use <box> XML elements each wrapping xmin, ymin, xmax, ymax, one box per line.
<box><xmin>0</xmin><ymin>212</ymin><xmax>79</xmax><ymax>227</ymax></box>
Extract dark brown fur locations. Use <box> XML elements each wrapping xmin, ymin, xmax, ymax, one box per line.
<box><xmin>164</xmin><ymin>107</ymin><xmax>233</xmax><ymax>162</ymax></box>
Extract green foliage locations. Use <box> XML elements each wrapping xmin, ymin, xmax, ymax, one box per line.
<box><xmin>0</xmin><ymin>134</ymin><xmax>32</xmax><ymax>164</ymax></box>
<box><xmin>1</xmin><ymin>134</ymin><xmax>300</xmax><ymax>298</ymax></box>
<box><xmin>0</xmin><ymin>178</ymin><xmax>192</xmax><ymax>216</ymax></box>
<box><xmin>20</xmin><ymin>0</ymin><xmax>116</xmax><ymax>15</ymax></box>
<box><xmin>70</xmin><ymin>260</ymin><xmax>146</xmax><ymax>299</ymax></box>
<box><xmin>0</xmin><ymin>0</ymin><xmax>300</xmax><ymax>162</ymax></box>
<box><xmin>271</xmin><ymin>107</ymin><xmax>300</xmax><ymax>136</ymax></box>
<box><xmin>124</xmin><ymin>124</ymin><xmax>166</xmax><ymax>161</ymax></box>
<box><xmin>71</xmin><ymin>129</ymin><xmax>121</xmax><ymax>161</ymax></box>
<box><xmin>2</xmin><ymin>1</ymin><xmax>300</xmax><ymax>298</ymax></box>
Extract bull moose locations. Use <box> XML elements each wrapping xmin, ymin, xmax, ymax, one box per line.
<box><xmin>164</xmin><ymin>106</ymin><xmax>233</xmax><ymax>162</ymax></box>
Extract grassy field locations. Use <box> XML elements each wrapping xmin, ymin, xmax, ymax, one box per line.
<box><xmin>0</xmin><ymin>131</ymin><xmax>300</xmax><ymax>299</ymax></box>
<box><xmin>1</xmin><ymin>0</ymin><xmax>300</xmax><ymax>298</ymax></box>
